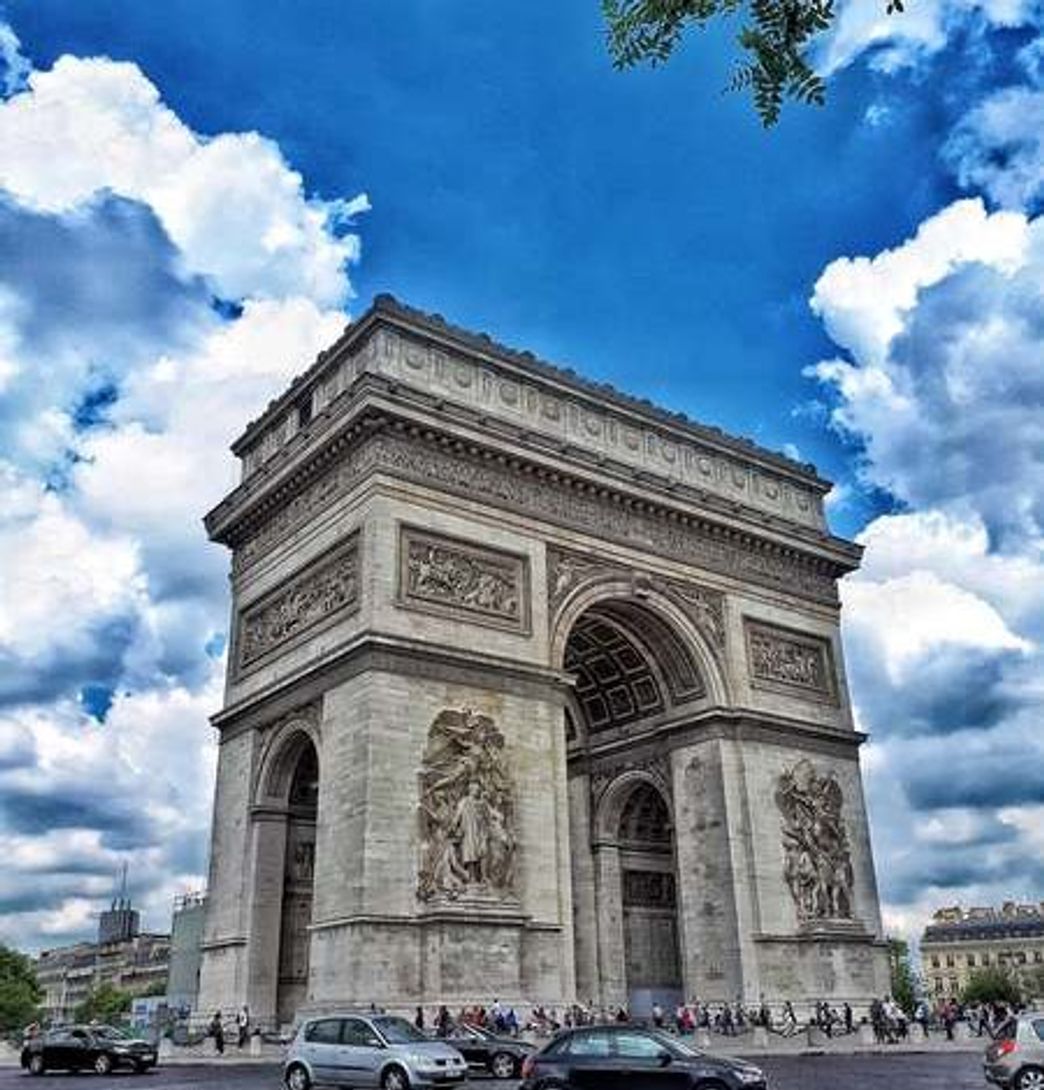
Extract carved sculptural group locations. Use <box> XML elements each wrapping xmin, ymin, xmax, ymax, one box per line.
<box><xmin>417</xmin><ymin>708</ymin><xmax>517</xmax><ymax>903</ymax></box>
<box><xmin>776</xmin><ymin>759</ymin><xmax>855</xmax><ymax>923</ymax></box>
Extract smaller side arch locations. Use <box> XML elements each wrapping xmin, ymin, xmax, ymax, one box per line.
<box><xmin>593</xmin><ymin>768</ymin><xmax>673</xmax><ymax>847</ymax></box>
<box><xmin>255</xmin><ymin>716</ymin><xmax>322</xmax><ymax>807</ymax></box>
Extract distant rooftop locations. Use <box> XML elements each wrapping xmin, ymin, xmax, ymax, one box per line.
<box><xmin>923</xmin><ymin>902</ymin><xmax>1044</xmax><ymax>943</ymax></box>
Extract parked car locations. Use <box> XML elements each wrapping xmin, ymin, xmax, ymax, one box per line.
<box><xmin>985</xmin><ymin>1012</ymin><xmax>1044</xmax><ymax>1090</ymax></box>
<box><xmin>20</xmin><ymin>1023</ymin><xmax>158</xmax><ymax>1075</ymax></box>
<box><xmin>283</xmin><ymin>1013</ymin><xmax>468</xmax><ymax>1089</ymax></box>
<box><xmin>440</xmin><ymin>1022</ymin><xmax>533</xmax><ymax>1079</ymax></box>
<box><xmin>519</xmin><ymin>1024</ymin><xmax>768</xmax><ymax>1090</ymax></box>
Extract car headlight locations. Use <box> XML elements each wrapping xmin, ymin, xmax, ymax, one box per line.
<box><xmin>736</xmin><ymin>1067</ymin><xmax>764</xmax><ymax>1084</ymax></box>
<box><xmin>112</xmin><ymin>1046</ymin><xmax>130</xmax><ymax>1053</ymax></box>
<box><xmin>406</xmin><ymin>1052</ymin><xmax>439</xmax><ymax>1069</ymax></box>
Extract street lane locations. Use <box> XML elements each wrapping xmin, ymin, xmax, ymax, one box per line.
<box><xmin>0</xmin><ymin>1051</ymin><xmax>989</xmax><ymax>1089</ymax></box>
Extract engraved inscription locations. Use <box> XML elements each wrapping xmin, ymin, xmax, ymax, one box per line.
<box><xmin>237</xmin><ymin>538</ymin><xmax>358</xmax><ymax>669</ymax></box>
<box><xmin>400</xmin><ymin>527</ymin><xmax>530</xmax><ymax>632</ymax></box>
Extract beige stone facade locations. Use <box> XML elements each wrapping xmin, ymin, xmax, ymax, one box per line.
<box><xmin>921</xmin><ymin>903</ymin><xmax>1044</xmax><ymax>1000</ymax></box>
<box><xmin>195</xmin><ymin>296</ymin><xmax>889</xmax><ymax>1028</ymax></box>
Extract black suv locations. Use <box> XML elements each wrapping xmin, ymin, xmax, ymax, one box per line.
<box><xmin>519</xmin><ymin>1025</ymin><xmax>767</xmax><ymax>1090</ymax></box>
<box><xmin>21</xmin><ymin>1024</ymin><xmax>158</xmax><ymax>1075</ymax></box>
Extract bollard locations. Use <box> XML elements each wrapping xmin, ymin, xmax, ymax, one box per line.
<box><xmin>249</xmin><ymin>1033</ymin><xmax>262</xmax><ymax>1057</ymax></box>
<box><xmin>695</xmin><ymin>1029</ymin><xmax>711</xmax><ymax>1049</ymax></box>
<box><xmin>752</xmin><ymin>1026</ymin><xmax>769</xmax><ymax>1049</ymax></box>
<box><xmin>857</xmin><ymin>1022</ymin><xmax>875</xmax><ymax>1046</ymax></box>
<box><xmin>806</xmin><ymin>1025</ymin><xmax>828</xmax><ymax>1048</ymax></box>
<box><xmin>158</xmin><ymin>1038</ymin><xmax>174</xmax><ymax>1060</ymax></box>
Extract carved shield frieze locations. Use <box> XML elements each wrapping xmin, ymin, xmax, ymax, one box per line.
<box><xmin>417</xmin><ymin>708</ymin><xmax>518</xmax><ymax>905</ymax></box>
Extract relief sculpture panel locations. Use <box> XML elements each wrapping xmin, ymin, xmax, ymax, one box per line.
<box><xmin>776</xmin><ymin>759</ymin><xmax>855</xmax><ymax>925</ymax></box>
<box><xmin>417</xmin><ymin>708</ymin><xmax>518</xmax><ymax>905</ymax></box>
<box><xmin>400</xmin><ymin>526</ymin><xmax>530</xmax><ymax>633</ymax></box>
<box><xmin>237</xmin><ymin>536</ymin><xmax>359</xmax><ymax>671</ymax></box>
<box><xmin>745</xmin><ymin>619</ymin><xmax>836</xmax><ymax>702</ymax></box>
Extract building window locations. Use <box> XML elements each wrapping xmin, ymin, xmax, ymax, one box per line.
<box><xmin>1017</xmin><ymin>952</ymin><xmax>1027</xmax><ymax>966</ymax></box>
<box><xmin>1035</xmin><ymin>951</ymin><xmax>1042</xmax><ymax>964</ymax></box>
<box><xmin>983</xmin><ymin>954</ymin><xmax>991</xmax><ymax>966</ymax></box>
<box><xmin>949</xmin><ymin>977</ymin><xmax>958</xmax><ymax>994</ymax></box>
<box><xmin>946</xmin><ymin>955</ymin><xmax>955</xmax><ymax>968</ymax></box>
<box><xmin>967</xmin><ymin>954</ymin><xmax>976</xmax><ymax>968</ymax></box>
<box><xmin>930</xmin><ymin>955</ymin><xmax>940</xmax><ymax>969</ymax></box>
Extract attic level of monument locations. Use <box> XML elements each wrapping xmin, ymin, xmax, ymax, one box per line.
<box><xmin>204</xmin><ymin>297</ymin><xmax>860</xmax><ymax>602</ymax></box>
<box><xmin>214</xmin><ymin>296</ymin><xmax>834</xmax><ymax>527</ymax></box>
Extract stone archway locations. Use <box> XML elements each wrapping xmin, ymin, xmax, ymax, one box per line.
<box><xmin>245</xmin><ymin>720</ymin><xmax>320</xmax><ymax>1029</ymax></box>
<box><xmin>555</xmin><ymin>589</ymin><xmax>708</xmax><ymax>1013</ymax></box>
<box><xmin>616</xmin><ymin>780</ymin><xmax>682</xmax><ymax>1015</ymax></box>
<box><xmin>276</xmin><ymin>738</ymin><xmax>318</xmax><ymax>1025</ymax></box>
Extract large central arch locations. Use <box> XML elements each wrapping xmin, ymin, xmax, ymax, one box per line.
<box><xmin>554</xmin><ymin>584</ymin><xmax>721</xmax><ymax>1013</ymax></box>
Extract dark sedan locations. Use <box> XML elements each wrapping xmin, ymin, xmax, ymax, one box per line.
<box><xmin>519</xmin><ymin>1025</ymin><xmax>767</xmax><ymax>1090</ymax></box>
<box><xmin>441</xmin><ymin>1024</ymin><xmax>533</xmax><ymax>1079</ymax></box>
<box><xmin>21</xmin><ymin>1024</ymin><xmax>158</xmax><ymax>1075</ymax></box>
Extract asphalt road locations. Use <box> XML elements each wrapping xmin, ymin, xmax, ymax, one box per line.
<box><xmin>0</xmin><ymin>1052</ymin><xmax>991</xmax><ymax>1089</ymax></box>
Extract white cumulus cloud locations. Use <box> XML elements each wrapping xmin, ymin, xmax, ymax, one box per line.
<box><xmin>0</xmin><ymin>55</ymin><xmax>367</xmax><ymax>306</ymax></box>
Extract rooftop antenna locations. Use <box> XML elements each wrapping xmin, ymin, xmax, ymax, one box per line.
<box><xmin>115</xmin><ymin>861</ymin><xmax>129</xmax><ymax>909</ymax></box>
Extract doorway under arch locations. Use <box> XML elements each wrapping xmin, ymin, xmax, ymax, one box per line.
<box><xmin>616</xmin><ymin>779</ymin><xmax>683</xmax><ymax>1016</ymax></box>
<box><xmin>275</xmin><ymin>738</ymin><xmax>318</xmax><ymax>1025</ymax></box>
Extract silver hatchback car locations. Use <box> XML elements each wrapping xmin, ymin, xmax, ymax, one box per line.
<box><xmin>284</xmin><ymin>1013</ymin><xmax>468</xmax><ymax>1090</ymax></box>
<box><xmin>985</xmin><ymin>1012</ymin><xmax>1044</xmax><ymax>1090</ymax></box>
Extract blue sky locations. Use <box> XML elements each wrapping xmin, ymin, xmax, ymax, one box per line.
<box><xmin>0</xmin><ymin>0</ymin><xmax>1041</xmax><ymax>953</ymax></box>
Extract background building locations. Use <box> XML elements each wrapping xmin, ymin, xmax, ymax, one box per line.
<box><xmin>921</xmin><ymin>902</ymin><xmax>1044</xmax><ymax>999</ymax></box>
<box><xmin>34</xmin><ymin>893</ymin><xmax>170</xmax><ymax>1024</ymax></box>
<box><xmin>166</xmin><ymin>891</ymin><xmax>207</xmax><ymax>1014</ymax></box>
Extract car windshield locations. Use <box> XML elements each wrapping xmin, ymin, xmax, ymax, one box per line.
<box><xmin>93</xmin><ymin>1025</ymin><xmax>133</xmax><ymax>1040</ymax></box>
<box><xmin>656</xmin><ymin>1034</ymin><xmax>700</xmax><ymax>1058</ymax></box>
<box><xmin>373</xmin><ymin>1017</ymin><xmax>427</xmax><ymax>1044</ymax></box>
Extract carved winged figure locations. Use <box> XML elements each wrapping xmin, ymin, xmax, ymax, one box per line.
<box><xmin>776</xmin><ymin>759</ymin><xmax>854</xmax><ymax>924</ymax></box>
<box><xmin>417</xmin><ymin>708</ymin><xmax>517</xmax><ymax>903</ymax></box>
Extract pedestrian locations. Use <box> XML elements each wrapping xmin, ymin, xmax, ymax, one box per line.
<box><xmin>436</xmin><ymin>1005</ymin><xmax>451</xmax><ymax>1037</ymax></box>
<box><xmin>209</xmin><ymin>1011</ymin><xmax>225</xmax><ymax>1055</ymax></box>
<box><xmin>414</xmin><ymin>1006</ymin><xmax>425</xmax><ymax>1031</ymax></box>
<box><xmin>844</xmin><ymin>1002</ymin><xmax>853</xmax><ymax>1035</ymax></box>
<box><xmin>652</xmin><ymin>1002</ymin><xmax>664</xmax><ymax>1029</ymax></box>
<box><xmin>236</xmin><ymin>1005</ymin><xmax>250</xmax><ymax>1049</ymax></box>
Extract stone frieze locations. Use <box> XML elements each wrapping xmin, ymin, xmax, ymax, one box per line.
<box><xmin>233</xmin><ymin>427</ymin><xmax>839</xmax><ymax>603</ymax></box>
<box><xmin>236</xmin><ymin>536</ymin><xmax>359</xmax><ymax>671</ymax></box>
<box><xmin>744</xmin><ymin>619</ymin><xmax>836</xmax><ymax>701</ymax></box>
<box><xmin>399</xmin><ymin>527</ymin><xmax>530</xmax><ymax>632</ymax></box>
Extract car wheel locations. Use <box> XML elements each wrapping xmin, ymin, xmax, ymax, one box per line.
<box><xmin>284</xmin><ymin>1064</ymin><xmax>312</xmax><ymax>1090</ymax></box>
<box><xmin>490</xmin><ymin>1051</ymin><xmax>517</xmax><ymax>1079</ymax></box>
<box><xmin>381</xmin><ymin>1065</ymin><xmax>410</xmax><ymax>1090</ymax></box>
<box><xmin>28</xmin><ymin>1054</ymin><xmax>46</xmax><ymax>1076</ymax></box>
<box><xmin>94</xmin><ymin>1053</ymin><xmax>114</xmax><ymax>1075</ymax></box>
<box><xmin>1016</xmin><ymin>1069</ymin><xmax>1044</xmax><ymax>1090</ymax></box>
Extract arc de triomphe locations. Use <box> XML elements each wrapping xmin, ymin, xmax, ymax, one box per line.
<box><xmin>196</xmin><ymin>295</ymin><xmax>889</xmax><ymax>1027</ymax></box>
